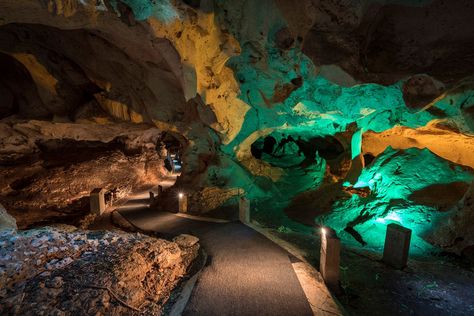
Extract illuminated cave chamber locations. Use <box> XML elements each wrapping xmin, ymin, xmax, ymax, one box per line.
<box><xmin>0</xmin><ymin>0</ymin><xmax>474</xmax><ymax>260</ymax></box>
<box><xmin>161</xmin><ymin>132</ymin><xmax>185</xmax><ymax>173</ymax></box>
<box><xmin>250</xmin><ymin>131</ymin><xmax>348</xmax><ymax>173</ymax></box>
<box><xmin>1</xmin><ymin>1</ymin><xmax>474</xmax><ymax>315</ymax></box>
<box><xmin>0</xmin><ymin>22</ymin><xmax>189</xmax><ymax>229</ymax></box>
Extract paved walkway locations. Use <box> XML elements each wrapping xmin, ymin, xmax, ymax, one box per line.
<box><xmin>117</xmin><ymin>193</ymin><xmax>314</xmax><ymax>316</ymax></box>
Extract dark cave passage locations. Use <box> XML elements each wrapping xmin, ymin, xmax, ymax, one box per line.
<box><xmin>161</xmin><ymin>132</ymin><xmax>185</xmax><ymax>173</ymax></box>
<box><xmin>250</xmin><ymin>132</ymin><xmax>347</xmax><ymax>171</ymax></box>
<box><xmin>0</xmin><ymin>52</ymin><xmax>46</xmax><ymax>119</ymax></box>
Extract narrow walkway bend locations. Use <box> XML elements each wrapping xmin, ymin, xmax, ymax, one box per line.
<box><xmin>118</xmin><ymin>193</ymin><xmax>314</xmax><ymax>316</ymax></box>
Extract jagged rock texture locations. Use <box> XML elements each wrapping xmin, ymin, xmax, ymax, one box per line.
<box><xmin>0</xmin><ymin>227</ymin><xmax>199</xmax><ymax>315</ymax></box>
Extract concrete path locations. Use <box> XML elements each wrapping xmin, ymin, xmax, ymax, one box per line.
<box><xmin>117</xmin><ymin>194</ymin><xmax>314</xmax><ymax>316</ymax></box>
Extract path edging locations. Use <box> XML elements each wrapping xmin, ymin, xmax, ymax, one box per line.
<box><xmin>168</xmin><ymin>249</ymin><xmax>208</xmax><ymax>316</ymax></box>
<box><xmin>243</xmin><ymin>221</ymin><xmax>346</xmax><ymax>316</ymax></box>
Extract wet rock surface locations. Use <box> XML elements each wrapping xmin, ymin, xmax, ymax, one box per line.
<box><xmin>0</xmin><ymin>227</ymin><xmax>199</xmax><ymax>315</ymax></box>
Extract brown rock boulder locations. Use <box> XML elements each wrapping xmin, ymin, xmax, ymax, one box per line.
<box><xmin>402</xmin><ymin>75</ymin><xmax>444</xmax><ymax>109</ymax></box>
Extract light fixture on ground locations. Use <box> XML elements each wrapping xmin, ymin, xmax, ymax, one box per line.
<box><xmin>319</xmin><ymin>226</ymin><xmax>340</xmax><ymax>292</ymax></box>
<box><xmin>178</xmin><ymin>192</ymin><xmax>187</xmax><ymax>213</ymax></box>
<box><xmin>383</xmin><ymin>223</ymin><xmax>412</xmax><ymax>269</ymax></box>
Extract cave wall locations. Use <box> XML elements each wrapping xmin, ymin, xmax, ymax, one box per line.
<box><xmin>0</xmin><ymin>52</ymin><xmax>48</xmax><ymax>119</ymax></box>
<box><xmin>0</xmin><ymin>0</ymin><xmax>474</xmax><ymax>256</ymax></box>
<box><xmin>0</xmin><ymin>119</ymin><xmax>167</xmax><ymax>228</ymax></box>
<box><xmin>0</xmin><ymin>23</ymin><xmax>186</xmax><ymax>123</ymax></box>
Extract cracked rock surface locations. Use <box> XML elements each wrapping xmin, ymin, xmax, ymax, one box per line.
<box><xmin>0</xmin><ymin>227</ymin><xmax>199</xmax><ymax>315</ymax></box>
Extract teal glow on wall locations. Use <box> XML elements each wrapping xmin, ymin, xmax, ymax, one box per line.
<box><xmin>351</xmin><ymin>129</ymin><xmax>363</xmax><ymax>159</ymax></box>
<box><xmin>319</xmin><ymin>147</ymin><xmax>473</xmax><ymax>253</ymax></box>
<box><xmin>111</xmin><ymin>0</ymin><xmax>179</xmax><ymax>22</ymax></box>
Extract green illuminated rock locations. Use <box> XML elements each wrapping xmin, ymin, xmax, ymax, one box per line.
<box><xmin>319</xmin><ymin>147</ymin><xmax>473</xmax><ymax>253</ymax></box>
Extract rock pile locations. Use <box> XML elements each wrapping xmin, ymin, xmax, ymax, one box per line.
<box><xmin>0</xmin><ymin>226</ymin><xmax>199</xmax><ymax>315</ymax></box>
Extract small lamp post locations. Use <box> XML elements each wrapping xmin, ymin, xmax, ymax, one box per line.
<box><xmin>149</xmin><ymin>191</ymin><xmax>155</xmax><ymax>204</ymax></box>
<box><xmin>178</xmin><ymin>192</ymin><xmax>187</xmax><ymax>213</ymax></box>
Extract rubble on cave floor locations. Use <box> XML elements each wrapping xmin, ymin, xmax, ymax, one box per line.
<box><xmin>0</xmin><ymin>226</ymin><xmax>199</xmax><ymax>315</ymax></box>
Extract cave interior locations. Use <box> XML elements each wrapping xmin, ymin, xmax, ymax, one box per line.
<box><xmin>1</xmin><ymin>0</ymin><xmax>474</xmax><ymax>315</ymax></box>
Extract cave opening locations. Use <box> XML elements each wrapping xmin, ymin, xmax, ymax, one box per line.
<box><xmin>363</xmin><ymin>153</ymin><xmax>376</xmax><ymax>166</ymax></box>
<box><xmin>161</xmin><ymin>132</ymin><xmax>184</xmax><ymax>174</ymax></box>
<box><xmin>250</xmin><ymin>132</ymin><xmax>346</xmax><ymax>170</ymax></box>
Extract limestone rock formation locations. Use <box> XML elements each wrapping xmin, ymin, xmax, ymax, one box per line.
<box><xmin>402</xmin><ymin>75</ymin><xmax>445</xmax><ymax>110</ymax></box>
<box><xmin>0</xmin><ymin>0</ymin><xmax>473</xmax><ymax>258</ymax></box>
<box><xmin>0</xmin><ymin>119</ymin><xmax>169</xmax><ymax>228</ymax></box>
<box><xmin>300</xmin><ymin>0</ymin><xmax>474</xmax><ymax>85</ymax></box>
<box><xmin>0</xmin><ymin>227</ymin><xmax>199</xmax><ymax>315</ymax></box>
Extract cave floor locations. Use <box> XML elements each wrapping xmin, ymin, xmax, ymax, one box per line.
<box><xmin>118</xmin><ymin>206</ymin><xmax>318</xmax><ymax>316</ymax></box>
<box><xmin>111</xmin><ymin>189</ymin><xmax>474</xmax><ymax>316</ymax></box>
<box><xmin>270</xmin><ymin>229</ymin><xmax>474</xmax><ymax>316</ymax></box>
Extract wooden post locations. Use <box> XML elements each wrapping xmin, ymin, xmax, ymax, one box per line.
<box><xmin>239</xmin><ymin>197</ymin><xmax>250</xmax><ymax>223</ymax></box>
<box><xmin>149</xmin><ymin>192</ymin><xmax>155</xmax><ymax>204</ymax></box>
<box><xmin>178</xmin><ymin>193</ymin><xmax>187</xmax><ymax>213</ymax></box>
<box><xmin>157</xmin><ymin>185</ymin><xmax>163</xmax><ymax>196</ymax></box>
<box><xmin>320</xmin><ymin>228</ymin><xmax>340</xmax><ymax>291</ymax></box>
<box><xmin>383</xmin><ymin>223</ymin><xmax>411</xmax><ymax>269</ymax></box>
<box><xmin>90</xmin><ymin>188</ymin><xmax>106</xmax><ymax>215</ymax></box>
